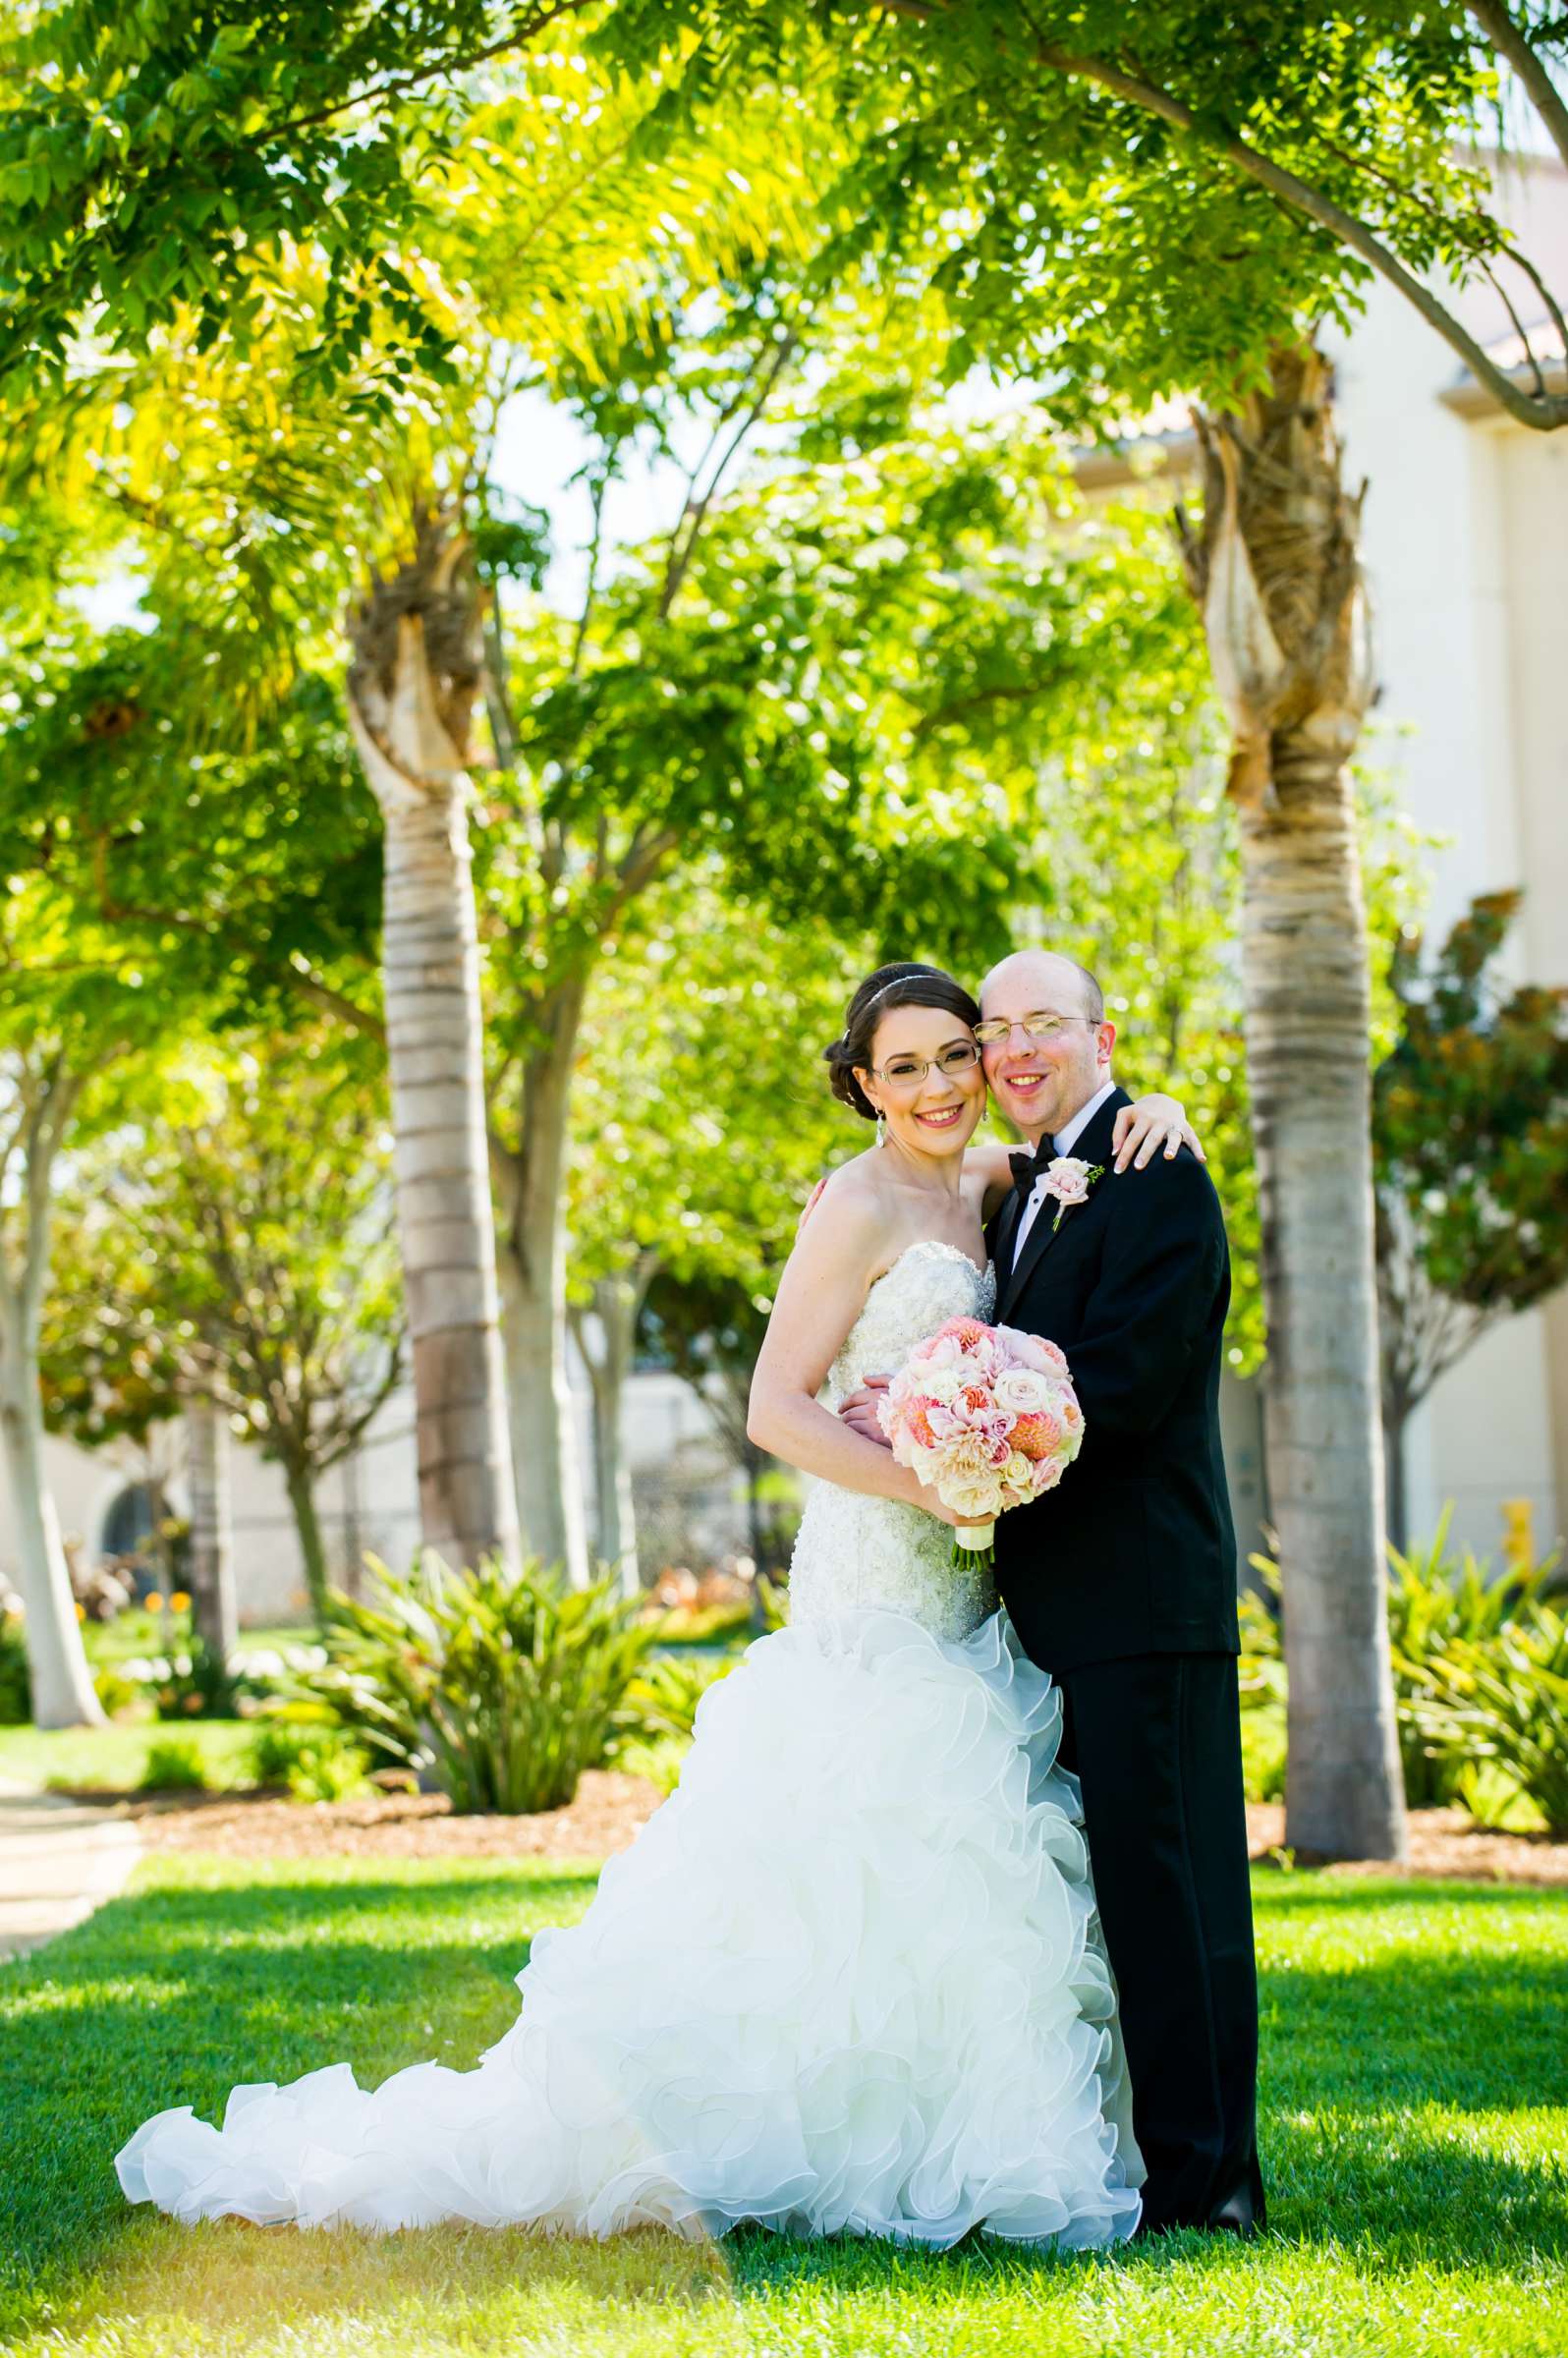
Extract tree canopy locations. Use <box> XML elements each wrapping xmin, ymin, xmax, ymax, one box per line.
<box><xmin>7</xmin><ymin>5</ymin><xmax>1566</xmax><ymax>425</ymax></box>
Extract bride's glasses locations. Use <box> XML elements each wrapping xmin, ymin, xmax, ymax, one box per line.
<box><xmin>971</xmin><ymin>1012</ymin><xmax>1096</xmax><ymax>1047</ymax></box>
<box><xmin>868</xmin><ymin>1040</ymin><xmax>983</xmax><ymax>1091</ymax></box>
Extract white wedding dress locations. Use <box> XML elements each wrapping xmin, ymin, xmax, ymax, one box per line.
<box><xmin>117</xmin><ymin>1242</ymin><xmax>1143</xmax><ymax>2248</ymax></box>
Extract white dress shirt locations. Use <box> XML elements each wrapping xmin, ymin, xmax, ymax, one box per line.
<box><xmin>1009</xmin><ymin>1080</ymin><xmax>1117</xmax><ymax>1271</ymax></box>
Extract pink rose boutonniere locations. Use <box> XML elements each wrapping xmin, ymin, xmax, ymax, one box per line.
<box><xmin>1040</xmin><ymin>1155</ymin><xmax>1105</xmax><ymax>1231</ymax></box>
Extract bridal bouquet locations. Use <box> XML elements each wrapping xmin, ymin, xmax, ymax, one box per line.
<box><xmin>878</xmin><ymin>1316</ymin><xmax>1084</xmax><ymax>1572</ymax></box>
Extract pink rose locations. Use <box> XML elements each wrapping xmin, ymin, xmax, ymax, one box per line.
<box><xmin>1042</xmin><ymin>1155</ymin><xmax>1094</xmax><ymax>1207</ymax></box>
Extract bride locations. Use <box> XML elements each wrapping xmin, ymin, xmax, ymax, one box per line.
<box><xmin>116</xmin><ymin>960</ymin><xmax>1198</xmax><ymax>2250</ymax></box>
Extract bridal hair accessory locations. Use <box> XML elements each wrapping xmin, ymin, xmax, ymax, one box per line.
<box><xmin>878</xmin><ymin>1318</ymin><xmax>1085</xmax><ymax>1572</ymax></box>
<box><xmin>1040</xmin><ymin>1155</ymin><xmax>1105</xmax><ymax>1231</ymax></box>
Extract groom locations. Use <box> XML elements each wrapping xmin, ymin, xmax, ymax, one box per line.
<box><xmin>850</xmin><ymin>947</ymin><xmax>1265</xmax><ymax>2237</ymax></box>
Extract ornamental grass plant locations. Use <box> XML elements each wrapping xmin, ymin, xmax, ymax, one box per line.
<box><xmin>1399</xmin><ymin>1604</ymin><xmax>1568</xmax><ymax>1836</ymax></box>
<box><xmin>278</xmin><ymin>1553</ymin><xmax>653</xmax><ymax>1816</ymax></box>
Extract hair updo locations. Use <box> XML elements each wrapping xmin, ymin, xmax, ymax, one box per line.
<box><xmin>823</xmin><ymin>962</ymin><xmax>981</xmax><ymax>1121</ymax></box>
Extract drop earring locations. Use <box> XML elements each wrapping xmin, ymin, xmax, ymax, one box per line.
<box><xmin>875</xmin><ymin>1110</ymin><xmax>887</xmax><ymax>1149</ymax></box>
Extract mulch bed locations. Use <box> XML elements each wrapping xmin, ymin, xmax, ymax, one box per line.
<box><xmin>87</xmin><ymin>1776</ymin><xmax>1568</xmax><ymax>1886</ymax></box>
<box><xmin>112</xmin><ymin>1769</ymin><xmax>665</xmax><ymax>1863</ymax></box>
<box><xmin>1245</xmin><ymin>1802</ymin><xmax>1568</xmax><ymax>1887</ymax></box>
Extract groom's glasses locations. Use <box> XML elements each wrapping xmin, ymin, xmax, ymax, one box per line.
<box><xmin>971</xmin><ymin>1012</ymin><xmax>1098</xmax><ymax>1048</ymax></box>
<box><xmin>868</xmin><ymin>1040</ymin><xmax>983</xmax><ymax>1090</ymax></box>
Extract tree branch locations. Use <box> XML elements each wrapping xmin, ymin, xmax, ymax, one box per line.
<box><xmin>658</xmin><ymin>327</ymin><xmax>801</xmax><ymax>620</ymax></box>
<box><xmin>1469</xmin><ymin>0</ymin><xmax>1568</xmax><ymax>174</ymax></box>
<box><xmin>858</xmin><ymin>2</ymin><xmax>1568</xmax><ymax>429</ymax></box>
<box><xmin>1023</xmin><ymin>37</ymin><xmax>1568</xmax><ymax>427</ymax></box>
<box><xmin>255</xmin><ymin>1</ymin><xmax>595</xmax><ymax>149</ymax></box>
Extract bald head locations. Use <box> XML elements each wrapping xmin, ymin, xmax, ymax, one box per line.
<box><xmin>978</xmin><ymin>948</ymin><xmax>1113</xmax><ymax>1146</ymax></box>
<box><xmin>980</xmin><ymin>949</ymin><xmax>1103</xmax><ymax>1026</ymax></box>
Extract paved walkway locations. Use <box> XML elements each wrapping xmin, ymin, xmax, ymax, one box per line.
<box><xmin>0</xmin><ymin>1780</ymin><xmax>141</xmax><ymax>1962</ymax></box>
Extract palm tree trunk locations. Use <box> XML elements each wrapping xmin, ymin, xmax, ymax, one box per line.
<box><xmin>1239</xmin><ymin>741</ymin><xmax>1405</xmax><ymax>1859</ymax></box>
<box><xmin>345</xmin><ymin>511</ymin><xmax>521</xmax><ymax>1578</ymax></box>
<box><xmin>1179</xmin><ymin>342</ymin><xmax>1406</xmax><ymax>1862</ymax></box>
<box><xmin>184</xmin><ymin>1395</ymin><xmax>237</xmax><ymax>1657</ymax></box>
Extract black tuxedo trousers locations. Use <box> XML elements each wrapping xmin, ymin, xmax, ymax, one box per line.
<box><xmin>1054</xmin><ymin>1652</ymin><xmax>1263</xmax><ymax>2235</ymax></box>
<box><xmin>988</xmin><ymin>1092</ymin><xmax>1264</xmax><ymax>2234</ymax></box>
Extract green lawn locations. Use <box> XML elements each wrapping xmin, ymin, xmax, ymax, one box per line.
<box><xmin>83</xmin><ymin>1616</ymin><xmax>315</xmax><ymax>1668</ymax></box>
<box><xmin>0</xmin><ymin>1720</ymin><xmax>255</xmax><ymax>1793</ymax></box>
<box><xmin>1</xmin><ymin>1856</ymin><xmax>1565</xmax><ymax>2357</ymax></box>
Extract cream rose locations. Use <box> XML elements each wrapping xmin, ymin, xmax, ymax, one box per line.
<box><xmin>993</xmin><ymin>1366</ymin><xmax>1053</xmax><ymax>1416</ymax></box>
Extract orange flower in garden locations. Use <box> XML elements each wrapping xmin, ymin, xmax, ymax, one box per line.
<box><xmin>74</xmin><ymin>1600</ymin><xmax>85</xmax><ymax>1621</ymax></box>
<box><xmin>170</xmin><ymin>1592</ymin><xmax>192</xmax><ymax>1612</ymax></box>
<box><xmin>145</xmin><ymin>1594</ymin><xmax>164</xmax><ymax>1613</ymax></box>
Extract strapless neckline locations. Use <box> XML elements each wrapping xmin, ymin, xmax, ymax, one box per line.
<box><xmin>866</xmin><ymin>1236</ymin><xmax>990</xmax><ymax>1301</ymax></box>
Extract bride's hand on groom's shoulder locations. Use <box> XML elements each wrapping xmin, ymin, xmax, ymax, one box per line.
<box><xmin>837</xmin><ymin>1377</ymin><xmax>890</xmax><ymax>1444</ymax></box>
<box><xmin>1112</xmin><ymin>1095</ymin><xmax>1206</xmax><ymax>1174</ymax></box>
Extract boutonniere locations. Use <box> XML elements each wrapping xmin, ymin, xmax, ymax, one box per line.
<box><xmin>1041</xmin><ymin>1156</ymin><xmax>1105</xmax><ymax>1231</ymax></box>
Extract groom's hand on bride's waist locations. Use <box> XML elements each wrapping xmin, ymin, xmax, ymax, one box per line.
<box><xmin>838</xmin><ymin>1377</ymin><xmax>891</xmax><ymax>1444</ymax></box>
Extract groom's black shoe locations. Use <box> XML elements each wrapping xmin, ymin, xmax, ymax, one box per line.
<box><xmin>1132</xmin><ymin>2160</ymin><xmax>1266</xmax><ymax>2243</ymax></box>
<box><xmin>1206</xmin><ymin>2189</ymin><xmax>1264</xmax><ymax>2240</ymax></box>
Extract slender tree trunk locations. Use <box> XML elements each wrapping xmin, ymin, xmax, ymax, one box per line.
<box><xmin>280</xmin><ymin>1454</ymin><xmax>330</xmax><ymax>1622</ymax></box>
<box><xmin>0</xmin><ymin>1325</ymin><xmax>103</xmax><ymax>1727</ymax></box>
<box><xmin>574</xmin><ymin>1263</ymin><xmax>655</xmax><ymax>1599</ymax></box>
<box><xmin>1179</xmin><ymin>342</ymin><xmax>1406</xmax><ymax>1862</ymax></box>
<box><xmin>493</xmin><ymin>979</ymin><xmax>590</xmax><ymax>1585</ymax></box>
<box><xmin>744</xmin><ymin>1438</ymin><xmax>766</xmax><ymax>1572</ymax></box>
<box><xmin>185</xmin><ymin>1395</ymin><xmax>237</xmax><ymax>1656</ymax></box>
<box><xmin>499</xmin><ymin>1244</ymin><xmax>589</xmax><ymax>1585</ymax></box>
<box><xmin>345</xmin><ymin>512</ymin><xmax>521</xmax><ymax>1578</ymax></box>
<box><xmin>0</xmin><ymin>1059</ymin><xmax>101</xmax><ymax>1728</ymax></box>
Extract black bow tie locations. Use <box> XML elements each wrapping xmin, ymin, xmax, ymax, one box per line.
<box><xmin>1008</xmin><ymin>1141</ymin><xmax>1056</xmax><ymax>1196</ymax></box>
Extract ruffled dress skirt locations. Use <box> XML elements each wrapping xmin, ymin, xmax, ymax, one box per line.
<box><xmin>116</xmin><ymin>1607</ymin><xmax>1144</xmax><ymax>2248</ymax></box>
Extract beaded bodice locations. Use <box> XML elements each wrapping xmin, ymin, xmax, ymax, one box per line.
<box><xmin>790</xmin><ymin>1241</ymin><xmax>999</xmax><ymax>1644</ymax></box>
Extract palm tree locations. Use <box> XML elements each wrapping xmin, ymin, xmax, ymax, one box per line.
<box><xmin>1178</xmin><ymin>340</ymin><xmax>1407</xmax><ymax>1863</ymax></box>
<box><xmin>346</xmin><ymin>515</ymin><xmax>522</xmax><ymax>1575</ymax></box>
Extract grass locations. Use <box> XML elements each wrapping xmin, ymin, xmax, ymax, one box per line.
<box><xmin>82</xmin><ymin>1616</ymin><xmax>316</xmax><ymax>1668</ymax></box>
<box><xmin>1</xmin><ymin>1856</ymin><xmax>1565</xmax><ymax>2357</ymax></box>
<box><xmin>0</xmin><ymin>1719</ymin><xmax>255</xmax><ymax>1793</ymax></box>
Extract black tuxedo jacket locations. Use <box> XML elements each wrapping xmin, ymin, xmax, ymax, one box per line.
<box><xmin>986</xmin><ymin>1088</ymin><xmax>1239</xmax><ymax>1673</ymax></box>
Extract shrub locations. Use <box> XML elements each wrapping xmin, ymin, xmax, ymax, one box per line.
<box><xmin>92</xmin><ymin>1666</ymin><xmax>140</xmax><ymax>1719</ymax></box>
<box><xmin>150</xmin><ymin>1632</ymin><xmax>252</xmax><ymax>1721</ymax></box>
<box><xmin>1402</xmin><ymin>1605</ymin><xmax>1568</xmax><ymax>1836</ymax></box>
<box><xmin>0</xmin><ymin>1616</ymin><xmax>29</xmax><ymax>1724</ymax></box>
<box><xmin>138</xmin><ymin>1737</ymin><xmax>210</xmax><ymax>1792</ymax></box>
<box><xmin>286</xmin><ymin>1553</ymin><xmax>653</xmax><ymax>1816</ymax></box>
<box><xmin>756</xmin><ymin>1574</ymin><xmax>790</xmax><ymax>1632</ymax></box>
<box><xmin>622</xmin><ymin>1652</ymin><xmax>737</xmax><ymax>1747</ymax></box>
<box><xmin>244</xmin><ymin>1720</ymin><xmax>369</xmax><ymax>1802</ymax></box>
<box><xmin>244</xmin><ymin>1721</ymin><xmax>317</xmax><ymax>1785</ymax></box>
<box><xmin>287</xmin><ymin>1736</ymin><xmax>371</xmax><ymax>1803</ymax></box>
<box><xmin>1386</xmin><ymin>1512</ymin><xmax>1555</xmax><ymax>1807</ymax></box>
